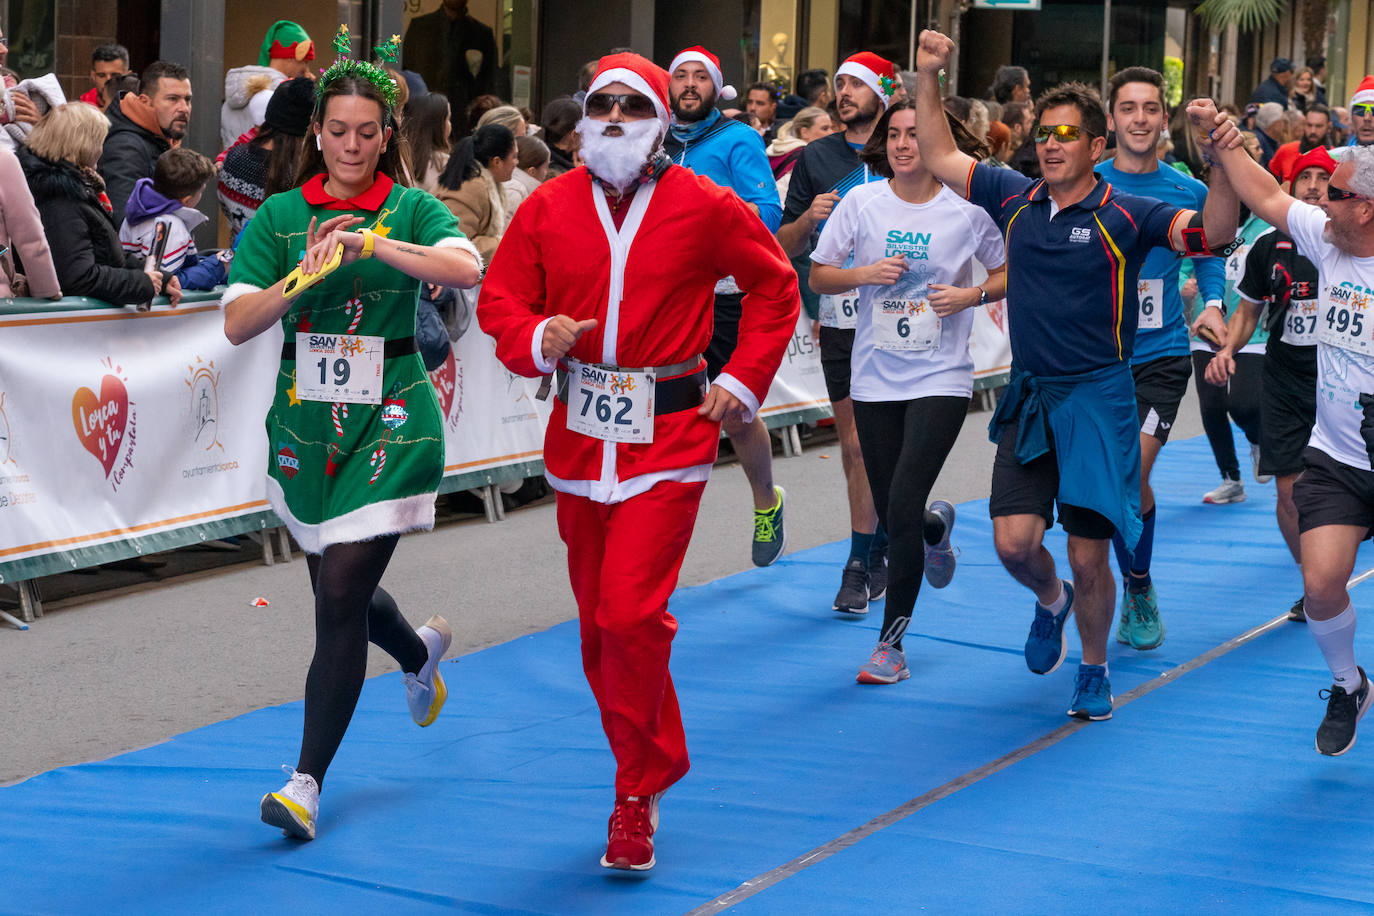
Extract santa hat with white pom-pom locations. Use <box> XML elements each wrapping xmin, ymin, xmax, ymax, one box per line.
<box><xmin>668</xmin><ymin>46</ymin><xmax>736</xmax><ymax>102</ymax></box>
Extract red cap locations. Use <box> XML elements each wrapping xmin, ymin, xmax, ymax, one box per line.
<box><xmin>586</xmin><ymin>52</ymin><xmax>671</xmax><ymax>126</ymax></box>
<box><xmin>1288</xmin><ymin>146</ymin><xmax>1338</xmax><ymax>183</ymax></box>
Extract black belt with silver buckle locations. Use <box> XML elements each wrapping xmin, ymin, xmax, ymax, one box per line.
<box><xmin>280</xmin><ymin>336</ymin><xmax>419</xmax><ymax>361</ymax></box>
<box><xmin>555</xmin><ymin>363</ymin><xmax>709</xmax><ymax>416</ymax></box>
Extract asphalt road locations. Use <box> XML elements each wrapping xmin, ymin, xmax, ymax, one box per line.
<box><xmin>0</xmin><ymin>396</ymin><xmax>1208</xmax><ymax>785</ymax></box>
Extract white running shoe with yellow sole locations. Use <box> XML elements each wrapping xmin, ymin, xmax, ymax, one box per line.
<box><xmin>260</xmin><ymin>767</ymin><xmax>319</xmax><ymax>840</ymax></box>
<box><xmin>405</xmin><ymin>614</ymin><xmax>452</xmax><ymax>727</ymax></box>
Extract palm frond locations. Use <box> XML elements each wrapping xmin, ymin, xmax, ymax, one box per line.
<box><xmin>1194</xmin><ymin>0</ymin><xmax>1284</xmax><ymax>33</ymax></box>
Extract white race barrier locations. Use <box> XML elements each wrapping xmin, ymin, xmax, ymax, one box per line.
<box><xmin>0</xmin><ymin>287</ymin><xmax>1010</xmax><ymax>598</ymax></box>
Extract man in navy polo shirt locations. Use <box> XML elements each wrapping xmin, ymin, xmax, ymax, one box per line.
<box><xmin>1096</xmin><ymin>66</ymin><xmax>1229</xmax><ymax>652</ymax></box>
<box><xmin>913</xmin><ymin>29</ymin><xmax>1238</xmax><ymax>720</ymax></box>
<box><xmin>665</xmin><ymin>45</ymin><xmax>790</xmax><ymax>568</ymax></box>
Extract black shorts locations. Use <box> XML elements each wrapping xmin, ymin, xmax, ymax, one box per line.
<box><xmin>989</xmin><ymin>418</ymin><xmax>1117</xmax><ymax>539</ymax></box>
<box><xmin>1132</xmin><ymin>354</ymin><xmax>1192</xmax><ymax>443</ymax></box>
<box><xmin>1260</xmin><ymin>358</ymin><xmax>1316</xmax><ymax>478</ymax></box>
<box><xmin>819</xmin><ymin>325</ymin><xmax>855</xmax><ymax>403</ymax></box>
<box><xmin>1294</xmin><ymin>447</ymin><xmax>1374</xmax><ymax>536</ymax></box>
<box><xmin>704</xmin><ymin>292</ymin><xmax>744</xmax><ymax>381</ymax></box>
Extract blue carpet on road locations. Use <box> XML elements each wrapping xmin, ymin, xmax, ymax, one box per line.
<box><xmin>4</xmin><ymin>431</ymin><xmax>1372</xmax><ymax>914</ymax></box>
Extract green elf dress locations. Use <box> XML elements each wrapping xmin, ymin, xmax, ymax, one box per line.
<box><xmin>225</xmin><ymin>172</ymin><xmax>479</xmax><ymax>554</ymax></box>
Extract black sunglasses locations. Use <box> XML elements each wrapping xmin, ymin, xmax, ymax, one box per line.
<box><xmin>1327</xmin><ymin>184</ymin><xmax>1367</xmax><ymax>202</ymax></box>
<box><xmin>585</xmin><ymin>92</ymin><xmax>658</xmax><ymax>119</ymax></box>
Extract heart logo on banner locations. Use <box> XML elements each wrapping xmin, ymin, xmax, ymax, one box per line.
<box><xmin>72</xmin><ymin>374</ymin><xmax>129</xmax><ymax>477</ymax></box>
<box><xmin>428</xmin><ymin>348</ymin><xmax>458</xmax><ymax>419</ymax></box>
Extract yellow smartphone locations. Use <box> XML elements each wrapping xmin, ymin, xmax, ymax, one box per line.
<box><xmin>281</xmin><ymin>243</ymin><xmax>345</xmax><ymax>300</ymax></box>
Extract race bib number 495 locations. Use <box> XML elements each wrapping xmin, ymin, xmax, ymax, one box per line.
<box><xmin>296</xmin><ymin>332</ymin><xmax>384</xmax><ymax>404</ymax></box>
<box><xmin>564</xmin><ymin>360</ymin><xmax>654</xmax><ymax>444</ymax></box>
<box><xmin>1318</xmin><ymin>284</ymin><xmax>1374</xmax><ymax>354</ymax></box>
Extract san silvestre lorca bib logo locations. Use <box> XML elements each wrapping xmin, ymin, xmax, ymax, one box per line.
<box><xmin>71</xmin><ymin>357</ymin><xmax>136</xmax><ymax>491</ymax></box>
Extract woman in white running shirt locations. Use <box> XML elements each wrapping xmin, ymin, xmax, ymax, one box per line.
<box><xmin>810</xmin><ymin>99</ymin><xmax>1007</xmax><ymax>685</ymax></box>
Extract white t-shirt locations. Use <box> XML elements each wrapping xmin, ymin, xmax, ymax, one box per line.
<box><xmin>1287</xmin><ymin>200</ymin><xmax>1374</xmax><ymax>470</ymax></box>
<box><xmin>811</xmin><ymin>181</ymin><xmax>1006</xmax><ymax>401</ymax></box>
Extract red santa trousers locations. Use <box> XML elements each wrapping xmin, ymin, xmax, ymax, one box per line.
<box><xmin>555</xmin><ymin>480</ymin><xmax>707</xmax><ymax>798</ymax></box>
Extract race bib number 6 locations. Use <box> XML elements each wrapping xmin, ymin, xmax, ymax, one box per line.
<box><xmin>874</xmin><ymin>296</ymin><xmax>940</xmax><ymax>352</ymax></box>
<box><xmin>564</xmin><ymin>359</ymin><xmax>654</xmax><ymax>444</ymax></box>
<box><xmin>296</xmin><ymin>332</ymin><xmax>385</xmax><ymax>404</ymax></box>
<box><xmin>1318</xmin><ymin>285</ymin><xmax>1374</xmax><ymax>354</ymax></box>
<box><xmin>1137</xmin><ymin>278</ymin><xmax>1163</xmax><ymax>331</ymax></box>
<box><xmin>819</xmin><ymin>290</ymin><xmax>860</xmax><ymax>330</ymax></box>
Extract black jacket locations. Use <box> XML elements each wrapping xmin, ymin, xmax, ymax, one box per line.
<box><xmin>97</xmin><ymin>91</ymin><xmax>171</xmax><ymax>226</ymax></box>
<box><xmin>1249</xmin><ymin>76</ymin><xmax>1291</xmax><ymax>109</ymax></box>
<box><xmin>18</xmin><ymin>145</ymin><xmax>154</xmax><ymax>306</ymax></box>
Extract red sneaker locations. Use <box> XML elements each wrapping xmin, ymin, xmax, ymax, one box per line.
<box><xmin>599</xmin><ymin>793</ymin><xmax>661</xmax><ymax>871</ymax></box>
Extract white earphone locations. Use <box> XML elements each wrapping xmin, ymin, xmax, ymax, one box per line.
<box><xmin>315</xmin><ymin>134</ymin><xmax>322</xmax><ymax>150</ymax></box>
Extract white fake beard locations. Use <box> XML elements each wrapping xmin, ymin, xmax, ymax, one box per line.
<box><xmin>576</xmin><ymin>116</ymin><xmax>663</xmax><ymax>192</ymax></box>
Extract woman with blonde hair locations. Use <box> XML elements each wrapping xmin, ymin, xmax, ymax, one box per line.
<box><xmin>766</xmin><ymin>105</ymin><xmax>835</xmax><ymax>197</ymax></box>
<box><xmin>475</xmin><ymin>104</ymin><xmax>527</xmax><ymax>137</ymax></box>
<box><xmin>1290</xmin><ymin>67</ymin><xmax>1316</xmax><ymax>113</ymax></box>
<box><xmin>19</xmin><ymin>102</ymin><xmax>168</xmax><ymax>305</ymax></box>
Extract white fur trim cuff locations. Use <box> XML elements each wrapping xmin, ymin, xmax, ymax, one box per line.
<box><xmin>220</xmin><ymin>282</ymin><xmax>263</xmax><ymax>308</ymax></box>
<box><xmin>531</xmin><ymin>316</ymin><xmax>556</xmax><ymax>374</ymax></box>
<box><xmin>435</xmin><ymin>235</ymin><xmax>485</xmax><ymax>272</ymax></box>
<box><xmin>712</xmin><ymin>372</ymin><xmax>762</xmax><ymax>423</ymax></box>
<box><xmin>267</xmin><ymin>476</ymin><xmax>436</xmax><ymax>555</ymax></box>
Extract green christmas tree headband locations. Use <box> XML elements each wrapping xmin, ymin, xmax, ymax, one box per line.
<box><xmin>316</xmin><ymin>25</ymin><xmax>402</xmax><ymax>115</ymax></box>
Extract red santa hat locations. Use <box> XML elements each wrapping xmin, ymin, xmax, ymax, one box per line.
<box><xmin>1350</xmin><ymin>75</ymin><xmax>1374</xmax><ymax>108</ymax></box>
<box><xmin>585</xmin><ymin>52</ymin><xmax>671</xmax><ymax>127</ymax></box>
<box><xmin>1288</xmin><ymin>146</ymin><xmax>1338</xmax><ymax>183</ymax></box>
<box><xmin>668</xmin><ymin>46</ymin><xmax>737</xmax><ymax>102</ymax></box>
<box><xmin>836</xmin><ymin>52</ymin><xmax>899</xmax><ymax>109</ymax></box>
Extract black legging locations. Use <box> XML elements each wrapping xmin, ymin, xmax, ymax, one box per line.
<box><xmin>296</xmin><ymin>534</ymin><xmax>427</xmax><ymax>787</ymax></box>
<box><xmin>853</xmin><ymin>396</ymin><xmax>969</xmax><ymax>649</ymax></box>
<box><xmin>1191</xmin><ymin>350</ymin><xmax>1263</xmax><ymax>479</ymax></box>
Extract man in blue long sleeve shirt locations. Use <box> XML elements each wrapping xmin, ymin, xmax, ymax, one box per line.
<box><xmin>1095</xmin><ymin>67</ymin><xmax>1230</xmax><ymax>651</ymax></box>
<box><xmin>666</xmin><ymin>45</ymin><xmax>790</xmax><ymax>567</ymax></box>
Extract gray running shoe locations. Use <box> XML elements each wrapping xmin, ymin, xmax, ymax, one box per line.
<box><xmin>1203</xmin><ymin>478</ymin><xmax>1245</xmax><ymax>504</ymax></box>
<box><xmin>868</xmin><ymin>546</ymin><xmax>888</xmax><ymax>601</ymax></box>
<box><xmin>1251</xmin><ymin>443</ymin><xmax>1273</xmax><ymax>484</ymax></box>
<box><xmin>832</xmin><ymin>558</ymin><xmax>869</xmax><ymax>615</ymax></box>
<box><xmin>751</xmin><ymin>485</ymin><xmax>787</xmax><ymax>567</ymax></box>
<box><xmin>856</xmin><ymin>642</ymin><xmax>909</xmax><ymax>684</ymax></box>
<box><xmin>924</xmin><ymin>500</ymin><xmax>957</xmax><ymax>588</ymax></box>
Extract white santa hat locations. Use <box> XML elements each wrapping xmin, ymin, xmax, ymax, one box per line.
<box><xmin>835</xmin><ymin>52</ymin><xmax>899</xmax><ymax>109</ymax></box>
<box><xmin>585</xmin><ymin>52</ymin><xmax>671</xmax><ymax>128</ymax></box>
<box><xmin>1351</xmin><ymin>75</ymin><xmax>1374</xmax><ymax>108</ymax></box>
<box><xmin>668</xmin><ymin>46</ymin><xmax>737</xmax><ymax>102</ymax></box>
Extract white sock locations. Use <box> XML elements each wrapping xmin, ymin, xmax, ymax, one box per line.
<box><xmin>1041</xmin><ymin>580</ymin><xmax>1068</xmax><ymax>615</ymax></box>
<box><xmin>1308</xmin><ymin>603</ymin><xmax>1362</xmax><ymax>692</ymax></box>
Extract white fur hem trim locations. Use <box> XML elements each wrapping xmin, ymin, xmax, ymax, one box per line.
<box><xmin>220</xmin><ymin>282</ymin><xmax>263</xmax><ymax>308</ymax></box>
<box><xmin>266</xmin><ymin>476</ymin><xmax>436</xmax><ymax>555</ymax></box>
<box><xmin>434</xmin><ymin>236</ymin><xmax>485</xmax><ymax>272</ymax></box>
<box><xmin>546</xmin><ymin>463</ymin><xmax>713</xmax><ymax>505</ymax></box>
<box><xmin>711</xmin><ymin>372</ymin><xmax>761</xmax><ymax>423</ymax></box>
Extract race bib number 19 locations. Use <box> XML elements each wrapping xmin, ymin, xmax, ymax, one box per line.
<box><xmin>1318</xmin><ymin>286</ymin><xmax>1374</xmax><ymax>354</ymax></box>
<box><xmin>564</xmin><ymin>360</ymin><xmax>654</xmax><ymax>444</ymax></box>
<box><xmin>819</xmin><ymin>290</ymin><xmax>860</xmax><ymax>329</ymax></box>
<box><xmin>296</xmin><ymin>332</ymin><xmax>384</xmax><ymax>404</ymax></box>
<box><xmin>1137</xmin><ymin>278</ymin><xmax>1163</xmax><ymax>331</ymax></box>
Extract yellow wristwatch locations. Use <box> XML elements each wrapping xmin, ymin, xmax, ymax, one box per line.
<box><xmin>359</xmin><ymin>227</ymin><xmax>375</xmax><ymax>259</ymax></box>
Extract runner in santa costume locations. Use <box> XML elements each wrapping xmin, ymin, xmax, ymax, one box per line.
<box><xmin>478</xmin><ymin>52</ymin><xmax>799</xmax><ymax>871</ymax></box>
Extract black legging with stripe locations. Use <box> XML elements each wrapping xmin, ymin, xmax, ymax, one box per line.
<box><xmin>852</xmin><ymin>396</ymin><xmax>969</xmax><ymax>648</ymax></box>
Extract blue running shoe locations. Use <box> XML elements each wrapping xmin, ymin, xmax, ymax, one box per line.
<box><xmin>923</xmin><ymin>500</ymin><xmax>957</xmax><ymax>589</ymax></box>
<box><xmin>1067</xmin><ymin>664</ymin><xmax>1113</xmax><ymax>720</ymax></box>
<box><xmin>1024</xmin><ymin>580</ymin><xmax>1073</xmax><ymax>675</ymax></box>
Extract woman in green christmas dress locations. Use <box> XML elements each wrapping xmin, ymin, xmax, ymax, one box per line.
<box><xmin>223</xmin><ymin>32</ymin><xmax>482</xmax><ymax>841</ymax></box>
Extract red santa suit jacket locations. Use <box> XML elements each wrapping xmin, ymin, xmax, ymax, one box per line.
<box><xmin>478</xmin><ymin>164</ymin><xmax>800</xmax><ymax>504</ymax></box>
